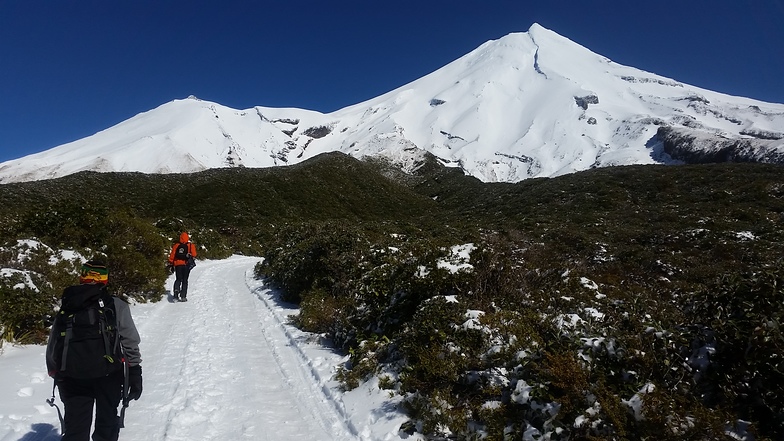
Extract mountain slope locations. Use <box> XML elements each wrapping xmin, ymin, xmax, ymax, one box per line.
<box><xmin>1</xmin><ymin>23</ymin><xmax>783</xmax><ymax>184</ymax></box>
<box><xmin>0</xmin><ymin>153</ymin><xmax>442</xmax><ymax>229</ymax></box>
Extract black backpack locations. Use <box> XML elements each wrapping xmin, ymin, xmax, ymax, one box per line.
<box><xmin>51</xmin><ymin>284</ymin><xmax>124</xmax><ymax>379</ymax></box>
<box><xmin>175</xmin><ymin>242</ymin><xmax>190</xmax><ymax>260</ymax></box>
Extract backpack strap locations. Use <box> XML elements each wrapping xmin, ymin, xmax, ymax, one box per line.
<box><xmin>60</xmin><ymin>312</ymin><xmax>74</xmax><ymax>372</ymax></box>
<box><xmin>107</xmin><ymin>299</ymin><xmax>121</xmax><ymax>356</ymax></box>
<box><xmin>98</xmin><ymin>298</ymin><xmax>113</xmax><ymax>362</ymax></box>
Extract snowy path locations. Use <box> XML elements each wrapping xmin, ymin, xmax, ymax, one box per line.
<box><xmin>128</xmin><ymin>256</ymin><xmax>355</xmax><ymax>440</ymax></box>
<box><xmin>0</xmin><ymin>256</ymin><xmax>413</xmax><ymax>441</ymax></box>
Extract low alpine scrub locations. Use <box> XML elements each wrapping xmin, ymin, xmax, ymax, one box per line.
<box><xmin>259</xmin><ymin>218</ymin><xmax>784</xmax><ymax>440</ymax></box>
<box><xmin>256</xmin><ymin>220</ymin><xmax>474</xmax><ymax>349</ymax></box>
<box><xmin>0</xmin><ymin>240</ymin><xmax>79</xmax><ymax>344</ymax></box>
<box><xmin>1</xmin><ymin>153</ymin><xmax>783</xmax><ymax>439</ymax></box>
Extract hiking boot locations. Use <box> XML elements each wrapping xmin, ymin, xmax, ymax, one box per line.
<box><xmin>180</xmin><ymin>297</ymin><xmax>188</xmax><ymax>302</ymax></box>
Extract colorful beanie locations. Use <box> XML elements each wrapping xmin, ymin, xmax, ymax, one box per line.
<box><xmin>80</xmin><ymin>260</ymin><xmax>109</xmax><ymax>284</ymax></box>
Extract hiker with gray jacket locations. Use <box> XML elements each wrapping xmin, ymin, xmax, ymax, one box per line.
<box><xmin>46</xmin><ymin>260</ymin><xmax>143</xmax><ymax>441</ymax></box>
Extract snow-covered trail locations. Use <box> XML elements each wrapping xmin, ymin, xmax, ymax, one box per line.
<box><xmin>1</xmin><ymin>256</ymin><xmax>416</xmax><ymax>441</ymax></box>
<box><xmin>127</xmin><ymin>255</ymin><xmax>356</xmax><ymax>440</ymax></box>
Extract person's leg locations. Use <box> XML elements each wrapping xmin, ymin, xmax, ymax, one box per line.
<box><xmin>180</xmin><ymin>267</ymin><xmax>191</xmax><ymax>299</ymax></box>
<box><xmin>92</xmin><ymin>373</ymin><xmax>123</xmax><ymax>441</ymax></box>
<box><xmin>58</xmin><ymin>378</ymin><xmax>94</xmax><ymax>441</ymax></box>
<box><xmin>173</xmin><ymin>265</ymin><xmax>184</xmax><ymax>298</ymax></box>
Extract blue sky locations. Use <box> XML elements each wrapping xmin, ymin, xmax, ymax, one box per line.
<box><xmin>1</xmin><ymin>0</ymin><xmax>783</xmax><ymax>163</ymax></box>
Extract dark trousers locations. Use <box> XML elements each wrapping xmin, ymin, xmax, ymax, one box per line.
<box><xmin>57</xmin><ymin>372</ymin><xmax>123</xmax><ymax>441</ymax></box>
<box><xmin>174</xmin><ymin>265</ymin><xmax>191</xmax><ymax>298</ymax></box>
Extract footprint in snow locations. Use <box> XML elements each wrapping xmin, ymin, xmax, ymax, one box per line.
<box><xmin>17</xmin><ymin>387</ymin><xmax>34</xmax><ymax>397</ymax></box>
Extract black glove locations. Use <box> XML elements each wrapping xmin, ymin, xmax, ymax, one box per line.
<box><xmin>128</xmin><ymin>365</ymin><xmax>143</xmax><ymax>401</ymax></box>
<box><xmin>166</xmin><ymin>262</ymin><xmax>174</xmax><ymax>274</ymax></box>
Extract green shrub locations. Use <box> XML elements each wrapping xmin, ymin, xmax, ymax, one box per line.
<box><xmin>257</xmin><ymin>221</ymin><xmax>365</xmax><ymax>303</ymax></box>
<box><xmin>335</xmin><ymin>334</ymin><xmax>392</xmax><ymax>390</ymax></box>
<box><xmin>398</xmin><ymin>295</ymin><xmax>467</xmax><ymax>391</ymax></box>
<box><xmin>0</xmin><ymin>240</ymin><xmax>79</xmax><ymax>344</ymax></box>
<box><xmin>0</xmin><ymin>275</ymin><xmax>56</xmax><ymax>344</ymax></box>
<box><xmin>99</xmin><ymin>212</ymin><xmax>169</xmax><ymax>301</ymax></box>
<box><xmin>683</xmin><ymin>269</ymin><xmax>784</xmax><ymax>438</ymax></box>
<box><xmin>296</xmin><ymin>287</ymin><xmax>351</xmax><ymax>335</ymax></box>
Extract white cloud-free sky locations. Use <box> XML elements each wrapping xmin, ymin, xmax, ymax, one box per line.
<box><xmin>1</xmin><ymin>0</ymin><xmax>783</xmax><ymax>163</ymax></box>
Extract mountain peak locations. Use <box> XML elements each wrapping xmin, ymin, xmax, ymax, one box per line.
<box><xmin>526</xmin><ymin>22</ymin><xmax>563</xmax><ymax>41</ymax></box>
<box><xmin>1</xmin><ymin>25</ymin><xmax>782</xmax><ymax>184</ymax></box>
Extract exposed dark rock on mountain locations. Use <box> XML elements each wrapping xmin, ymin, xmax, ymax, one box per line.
<box><xmin>658</xmin><ymin>126</ymin><xmax>784</xmax><ymax>164</ymax></box>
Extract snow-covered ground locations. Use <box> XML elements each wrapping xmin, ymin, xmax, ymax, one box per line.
<box><xmin>0</xmin><ymin>255</ymin><xmax>416</xmax><ymax>440</ymax></box>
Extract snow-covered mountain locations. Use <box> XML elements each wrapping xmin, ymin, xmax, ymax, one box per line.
<box><xmin>2</xmin><ymin>23</ymin><xmax>783</xmax><ymax>184</ymax></box>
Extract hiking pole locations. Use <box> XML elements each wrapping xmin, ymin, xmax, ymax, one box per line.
<box><xmin>119</xmin><ymin>398</ymin><xmax>130</xmax><ymax>429</ymax></box>
<box><xmin>119</xmin><ymin>358</ymin><xmax>130</xmax><ymax>428</ymax></box>
<box><xmin>46</xmin><ymin>380</ymin><xmax>65</xmax><ymax>435</ymax></box>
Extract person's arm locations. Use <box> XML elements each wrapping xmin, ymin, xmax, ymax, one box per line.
<box><xmin>168</xmin><ymin>244</ymin><xmax>177</xmax><ymax>264</ymax></box>
<box><xmin>113</xmin><ymin>298</ymin><xmax>142</xmax><ymax>366</ymax></box>
<box><xmin>115</xmin><ymin>297</ymin><xmax>144</xmax><ymax>401</ymax></box>
<box><xmin>189</xmin><ymin>242</ymin><xmax>197</xmax><ymax>258</ymax></box>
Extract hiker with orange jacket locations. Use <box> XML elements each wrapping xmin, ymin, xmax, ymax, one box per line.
<box><xmin>168</xmin><ymin>232</ymin><xmax>197</xmax><ymax>302</ymax></box>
